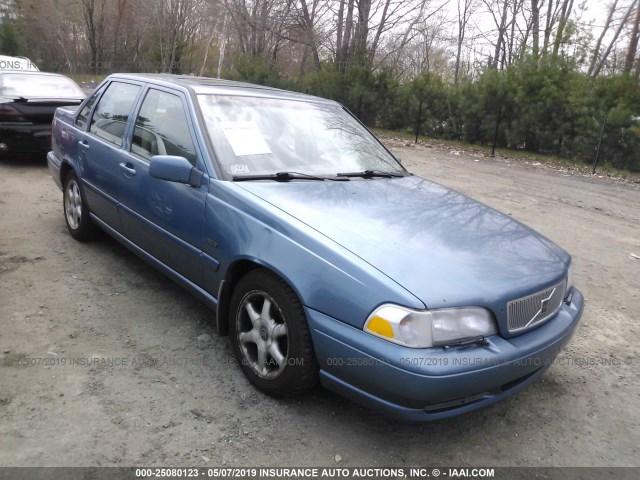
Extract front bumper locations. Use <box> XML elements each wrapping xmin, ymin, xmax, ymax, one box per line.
<box><xmin>307</xmin><ymin>288</ymin><xmax>584</xmax><ymax>421</ymax></box>
<box><xmin>0</xmin><ymin>124</ymin><xmax>51</xmax><ymax>157</ymax></box>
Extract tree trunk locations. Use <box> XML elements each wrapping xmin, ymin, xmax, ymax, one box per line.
<box><xmin>492</xmin><ymin>0</ymin><xmax>510</xmax><ymax>69</ymax></box>
<box><xmin>542</xmin><ymin>0</ymin><xmax>554</xmax><ymax>55</ymax></box>
<box><xmin>217</xmin><ymin>14</ymin><xmax>229</xmax><ymax>78</ymax></box>
<box><xmin>592</xmin><ymin>0</ymin><xmax>638</xmax><ymax>77</ymax></box>
<box><xmin>200</xmin><ymin>20</ymin><xmax>218</xmax><ymax>77</ymax></box>
<box><xmin>588</xmin><ymin>0</ymin><xmax>618</xmax><ymax>76</ymax></box>
<box><xmin>352</xmin><ymin>0</ymin><xmax>372</xmax><ymax>59</ymax></box>
<box><xmin>339</xmin><ymin>0</ymin><xmax>355</xmax><ymax>71</ymax></box>
<box><xmin>455</xmin><ymin>0</ymin><xmax>473</xmax><ymax>83</ymax></box>
<box><xmin>552</xmin><ymin>0</ymin><xmax>574</xmax><ymax>57</ymax></box>
<box><xmin>300</xmin><ymin>0</ymin><xmax>320</xmax><ymax>70</ymax></box>
<box><xmin>531</xmin><ymin>0</ymin><xmax>540</xmax><ymax>58</ymax></box>
<box><xmin>508</xmin><ymin>0</ymin><xmax>521</xmax><ymax>64</ymax></box>
<box><xmin>369</xmin><ymin>0</ymin><xmax>392</xmax><ymax>61</ymax></box>
<box><xmin>336</xmin><ymin>0</ymin><xmax>345</xmax><ymax>62</ymax></box>
<box><xmin>625</xmin><ymin>0</ymin><xmax>640</xmax><ymax>71</ymax></box>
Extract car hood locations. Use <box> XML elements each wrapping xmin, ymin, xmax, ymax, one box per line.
<box><xmin>236</xmin><ymin>175</ymin><xmax>569</xmax><ymax>319</ymax></box>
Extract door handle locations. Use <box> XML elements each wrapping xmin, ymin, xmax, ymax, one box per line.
<box><xmin>119</xmin><ymin>162</ymin><xmax>136</xmax><ymax>176</ymax></box>
<box><xmin>79</xmin><ymin>141</ymin><xmax>90</xmax><ymax>150</ymax></box>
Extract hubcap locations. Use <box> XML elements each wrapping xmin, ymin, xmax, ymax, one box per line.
<box><xmin>236</xmin><ymin>291</ymin><xmax>289</xmax><ymax>379</ymax></box>
<box><xmin>65</xmin><ymin>179</ymin><xmax>82</xmax><ymax>230</ymax></box>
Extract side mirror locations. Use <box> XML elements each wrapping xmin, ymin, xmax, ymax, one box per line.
<box><xmin>150</xmin><ymin>155</ymin><xmax>203</xmax><ymax>187</ymax></box>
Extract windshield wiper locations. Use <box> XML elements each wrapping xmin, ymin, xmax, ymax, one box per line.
<box><xmin>233</xmin><ymin>171</ymin><xmax>349</xmax><ymax>182</ymax></box>
<box><xmin>336</xmin><ymin>169</ymin><xmax>405</xmax><ymax>178</ymax></box>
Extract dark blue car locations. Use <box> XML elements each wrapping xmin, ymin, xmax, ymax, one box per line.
<box><xmin>48</xmin><ymin>74</ymin><xmax>583</xmax><ymax>421</ymax></box>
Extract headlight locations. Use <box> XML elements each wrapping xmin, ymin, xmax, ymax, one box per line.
<box><xmin>364</xmin><ymin>305</ymin><xmax>498</xmax><ymax>348</ymax></box>
<box><xmin>565</xmin><ymin>261</ymin><xmax>574</xmax><ymax>302</ymax></box>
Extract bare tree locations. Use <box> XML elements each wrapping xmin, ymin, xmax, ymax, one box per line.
<box><xmin>351</xmin><ymin>0</ymin><xmax>372</xmax><ymax>58</ymax></box>
<box><xmin>592</xmin><ymin>0</ymin><xmax>638</xmax><ymax>76</ymax></box>
<box><xmin>506</xmin><ymin>0</ymin><xmax>524</xmax><ymax>65</ymax></box>
<box><xmin>161</xmin><ymin>0</ymin><xmax>204</xmax><ymax>72</ymax></box>
<box><xmin>551</xmin><ymin>0</ymin><xmax>573</xmax><ymax>56</ymax></box>
<box><xmin>217</xmin><ymin>13</ymin><xmax>229</xmax><ymax>77</ymax></box>
<box><xmin>625</xmin><ymin>0</ymin><xmax>640</xmax><ymax>71</ymax></box>
<box><xmin>336</xmin><ymin>0</ymin><xmax>355</xmax><ymax>70</ymax></box>
<box><xmin>222</xmin><ymin>0</ymin><xmax>294</xmax><ymax>59</ymax></box>
<box><xmin>531</xmin><ymin>0</ymin><xmax>540</xmax><ymax>57</ymax></box>
<box><xmin>588</xmin><ymin>0</ymin><xmax>619</xmax><ymax>76</ymax></box>
<box><xmin>455</xmin><ymin>0</ymin><xmax>476</xmax><ymax>82</ymax></box>
<box><xmin>81</xmin><ymin>0</ymin><xmax>107</xmax><ymax>73</ymax></box>
<box><xmin>483</xmin><ymin>0</ymin><xmax>511</xmax><ymax>69</ymax></box>
<box><xmin>297</xmin><ymin>0</ymin><xmax>323</xmax><ymax>70</ymax></box>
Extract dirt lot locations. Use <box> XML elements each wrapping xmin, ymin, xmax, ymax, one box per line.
<box><xmin>0</xmin><ymin>143</ymin><xmax>639</xmax><ymax>468</ymax></box>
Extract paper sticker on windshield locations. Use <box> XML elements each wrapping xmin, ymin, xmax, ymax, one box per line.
<box><xmin>230</xmin><ymin>164</ymin><xmax>250</xmax><ymax>175</ymax></box>
<box><xmin>221</xmin><ymin>122</ymin><xmax>272</xmax><ymax>157</ymax></box>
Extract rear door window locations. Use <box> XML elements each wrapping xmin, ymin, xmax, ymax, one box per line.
<box><xmin>89</xmin><ymin>82</ymin><xmax>141</xmax><ymax>147</ymax></box>
<box><xmin>131</xmin><ymin>88</ymin><xmax>197</xmax><ymax>165</ymax></box>
<box><xmin>76</xmin><ymin>84</ymin><xmax>106</xmax><ymax>129</ymax></box>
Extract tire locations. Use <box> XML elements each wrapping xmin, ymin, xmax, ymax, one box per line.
<box><xmin>229</xmin><ymin>269</ymin><xmax>318</xmax><ymax>397</ymax></box>
<box><xmin>63</xmin><ymin>171</ymin><xmax>99</xmax><ymax>241</ymax></box>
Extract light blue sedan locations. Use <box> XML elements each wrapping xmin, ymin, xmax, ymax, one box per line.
<box><xmin>48</xmin><ymin>74</ymin><xmax>583</xmax><ymax>421</ymax></box>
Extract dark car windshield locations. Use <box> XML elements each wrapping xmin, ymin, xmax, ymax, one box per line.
<box><xmin>0</xmin><ymin>73</ymin><xmax>85</xmax><ymax>99</ymax></box>
<box><xmin>197</xmin><ymin>95</ymin><xmax>403</xmax><ymax>178</ymax></box>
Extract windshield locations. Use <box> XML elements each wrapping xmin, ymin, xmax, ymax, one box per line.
<box><xmin>197</xmin><ymin>95</ymin><xmax>403</xmax><ymax>178</ymax></box>
<box><xmin>0</xmin><ymin>73</ymin><xmax>84</xmax><ymax>99</ymax></box>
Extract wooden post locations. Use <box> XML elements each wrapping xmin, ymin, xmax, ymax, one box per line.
<box><xmin>491</xmin><ymin>105</ymin><xmax>503</xmax><ymax>157</ymax></box>
<box><xmin>415</xmin><ymin>100</ymin><xmax>423</xmax><ymax>144</ymax></box>
<box><xmin>592</xmin><ymin>115</ymin><xmax>608</xmax><ymax>174</ymax></box>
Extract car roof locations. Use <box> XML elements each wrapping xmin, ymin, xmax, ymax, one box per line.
<box><xmin>107</xmin><ymin>73</ymin><xmax>336</xmax><ymax>105</ymax></box>
<box><xmin>0</xmin><ymin>55</ymin><xmax>39</xmax><ymax>71</ymax></box>
<box><xmin>0</xmin><ymin>70</ymin><xmax>71</xmax><ymax>78</ymax></box>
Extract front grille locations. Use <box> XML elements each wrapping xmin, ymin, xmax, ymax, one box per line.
<box><xmin>507</xmin><ymin>279</ymin><xmax>566</xmax><ymax>333</ymax></box>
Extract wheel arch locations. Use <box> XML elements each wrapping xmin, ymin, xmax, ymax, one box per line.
<box><xmin>215</xmin><ymin>258</ymin><xmax>304</xmax><ymax>337</ymax></box>
<box><xmin>59</xmin><ymin>161</ymin><xmax>74</xmax><ymax>186</ymax></box>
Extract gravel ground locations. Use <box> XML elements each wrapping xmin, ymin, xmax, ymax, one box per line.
<box><xmin>0</xmin><ymin>143</ymin><xmax>639</xmax><ymax>467</ymax></box>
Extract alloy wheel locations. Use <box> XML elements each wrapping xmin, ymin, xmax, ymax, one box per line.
<box><xmin>236</xmin><ymin>290</ymin><xmax>289</xmax><ymax>379</ymax></box>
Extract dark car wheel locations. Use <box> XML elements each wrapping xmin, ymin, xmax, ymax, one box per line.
<box><xmin>229</xmin><ymin>269</ymin><xmax>319</xmax><ymax>397</ymax></box>
<box><xmin>63</xmin><ymin>172</ymin><xmax>99</xmax><ymax>241</ymax></box>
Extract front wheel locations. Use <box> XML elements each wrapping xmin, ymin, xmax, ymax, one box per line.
<box><xmin>229</xmin><ymin>269</ymin><xmax>318</xmax><ymax>397</ymax></box>
<box><xmin>63</xmin><ymin>172</ymin><xmax>99</xmax><ymax>241</ymax></box>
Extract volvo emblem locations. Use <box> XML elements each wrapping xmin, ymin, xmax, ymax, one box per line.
<box><xmin>523</xmin><ymin>288</ymin><xmax>556</xmax><ymax>329</ymax></box>
<box><xmin>540</xmin><ymin>297</ymin><xmax>550</xmax><ymax>314</ymax></box>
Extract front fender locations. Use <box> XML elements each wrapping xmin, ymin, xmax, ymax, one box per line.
<box><xmin>205</xmin><ymin>180</ymin><xmax>425</xmax><ymax>329</ymax></box>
